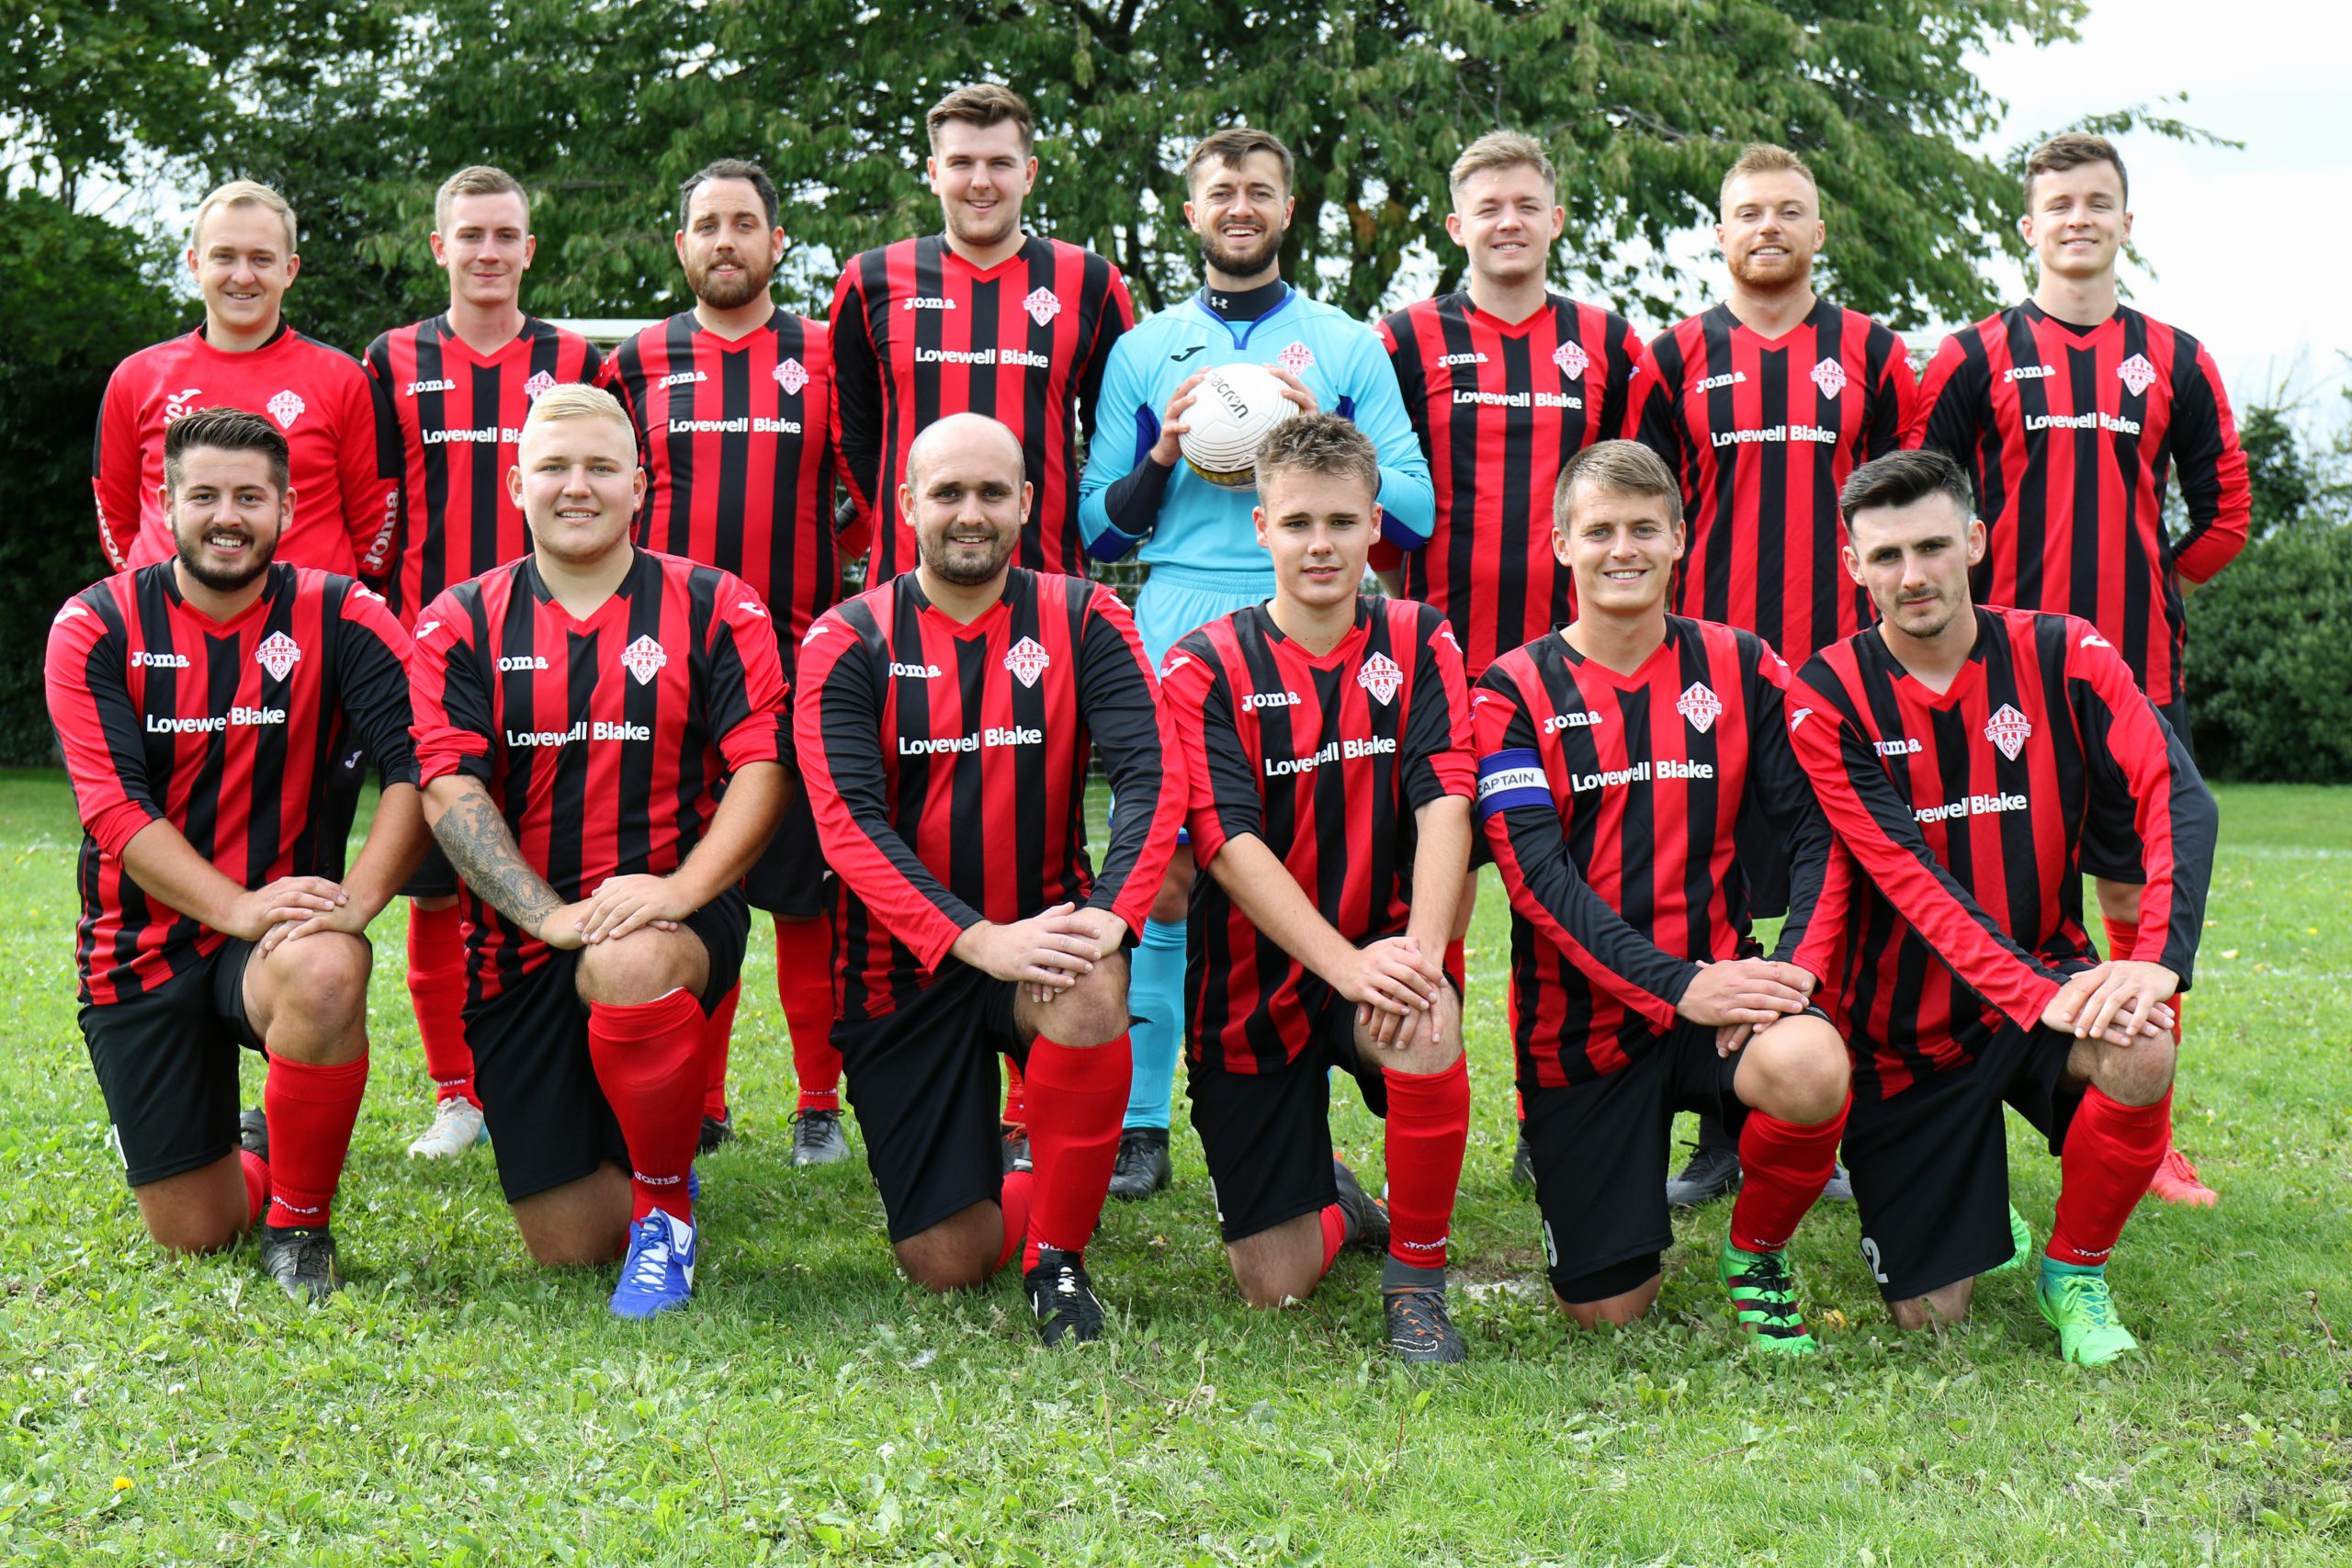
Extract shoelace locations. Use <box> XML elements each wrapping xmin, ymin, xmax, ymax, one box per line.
<box><xmin>2162</xmin><ymin>1149</ymin><xmax>2203</xmax><ymax>1182</ymax></box>
<box><xmin>1388</xmin><ymin>1291</ymin><xmax>1447</xmax><ymax>1342</ymax></box>
<box><xmin>627</xmin><ymin>1221</ymin><xmax>673</xmax><ymax>1290</ymax></box>
<box><xmin>2051</xmin><ymin>1274</ymin><xmax>2120</xmax><ymax>1326</ymax></box>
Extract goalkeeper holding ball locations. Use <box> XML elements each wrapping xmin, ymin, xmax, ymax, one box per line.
<box><xmin>1079</xmin><ymin>125</ymin><xmax>1433</xmax><ymax>1202</ymax></box>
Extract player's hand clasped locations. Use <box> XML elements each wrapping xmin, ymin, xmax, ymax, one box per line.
<box><xmin>1677</xmin><ymin>957</ymin><xmax>1815</xmax><ymax>1042</ymax></box>
<box><xmin>1337</xmin><ymin>934</ymin><xmax>1445</xmax><ymax>1051</ymax></box>
<box><xmin>226</xmin><ymin>875</ymin><xmax>348</xmax><ymax>950</ymax></box>
<box><xmin>957</xmin><ymin>902</ymin><xmax>1125</xmax><ymax>1003</ymax></box>
<box><xmin>2041</xmin><ymin>960</ymin><xmax>2178</xmax><ymax>1045</ymax></box>
<box><xmin>537</xmin><ymin>874</ymin><xmax>691</xmax><ymax>950</ymax></box>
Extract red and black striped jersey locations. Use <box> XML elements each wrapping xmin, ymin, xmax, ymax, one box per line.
<box><xmin>1473</xmin><ymin>617</ymin><xmax>1831</xmax><ymax>1089</ymax></box>
<box><xmin>1788</xmin><ymin>606</ymin><xmax>2215</xmax><ymax>1099</ymax></box>
<box><xmin>1907</xmin><ymin>302</ymin><xmax>2251</xmax><ymax>705</ymax></box>
<box><xmin>1630</xmin><ymin>300</ymin><xmax>1916</xmax><ymax>667</ymax></box>
<box><xmin>93</xmin><ymin>323</ymin><xmax>402</xmax><ymax>581</ymax></box>
<box><xmin>600</xmin><ymin>310</ymin><xmax>842</xmax><ymax>668</ymax></box>
<box><xmin>45</xmin><ymin>563</ymin><xmax>415</xmax><ymax>1005</ymax></box>
<box><xmin>1164</xmin><ymin>597</ymin><xmax>1476</xmax><ymax>1073</ymax></box>
<box><xmin>408</xmin><ymin>548</ymin><xmax>789</xmax><ymax>1003</ymax></box>
<box><xmin>1374</xmin><ymin>292</ymin><xmax>1642</xmax><ymax>673</ymax></box>
<box><xmin>829</xmin><ymin>234</ymin><xmax>1133</xmax><ymax>581</ymax></box>
<box><xmin>363</xmin><ymin>315</ymin><xmax>604</xmax><ymax>624</ymax></box>
<box><xmin>796</xmin><ymin>567</ymin><xmax>1182</xmax><ymax>1021</ymax></box>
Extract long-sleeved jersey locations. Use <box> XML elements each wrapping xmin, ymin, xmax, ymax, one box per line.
<box><xmin>829</xmin><ymin>234</ymin><xmax>1132</xmax><ymax>581</ymax></box>
<box><xmin>1630</xmin><ymin>300</ymin><xmax>1915</xmax><ymax>667</ymax></box>
<box><xmin>46</xmin><ymin>563</ymin><xmax>415</xmax><ymax>1005</ymax></box>
<box><xmin>93</xmin><ymin>323</ymin><xmax>401</xmax><ymax>581</ymax></box>
<box><xmin>1374</xmin><ymin>291</ymin><xmax>1642</xmax><ymax>673</ymax></box>
<box><xmin>363</xmin><ymin>314</ymin><xmax>605</xmax><ymax>623</ymax></box>
<box><xmin>1788</xmin><ymin>605</ymin><xmax>2217</xmax><ymax>1099</ymax></box>
<box><xmin>1908</xmin><ymin>301</ymin><xmax>2251</xmax><ymax>705</ymax></box>
<box><xmin>1474</xmin><ymin>617</ymin><xmax>1830</xmax><ymax>1089</ymax></box>
<box><xmin>601</xmin><ymin>309</ymin><xmax>843</xmax><ymax>668</ymax></box>
<box><xmin>1078</xmin><ymin>288</ymin><xmax>1435</xmax><ymax>571</ymax></box>
<box><xmin>1163</xmin><ymin>596</ymin><xmax>1476</xmax><ymax>1073</ymax></box>
<box><xmin>408</xmin><ymin>548</ymin><xmax>788</xmax><ymax>1003</ymax></box>
<box><xmin>795</xmin><ymin>567</ymin><xmax>1182</xmax><ymax>1021</ymax></box>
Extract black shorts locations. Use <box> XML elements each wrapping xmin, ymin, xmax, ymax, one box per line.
<box><xmin>400</xmin><ymin>839</ymin><xmax>461</xmax><ymax>901</ymax></box>
<box><xmin>741</xmin><ymin>786</ymin><xmax>830</xmax><ymax>919</ymax></box>
<box><xmin>462</xmin><ymin>892</ymin><xmax>749</xmax><ymax>1204</ymax></box>
<box><xmin>1841</xmin><ymin>1021</ymin><xmax>2082</xmax><ymax>1301</ymax></box>
<box><xmin>2080</xmin><ymin>695</ymin><xmax>2192</xmax><ymax>884</ymax></box>
<box><xmin>1187</xmin><ymin>993</ymin><xmax>1391</xmax><ymax>1246</ymax></box>
<box><xmin>834</xmin><ymin>956</ymin><xmax>1030</xmax><ymax>1242</ymax></box>
<box><xmin>79</xmin><ymin>940</ymin><xmax>263</xmax><ymax>1187</ymax></box>
<box><xmin>1523</xmin><ymin>1021</ymin><xmax>1751</xmax><ymax>1300</ymax></box>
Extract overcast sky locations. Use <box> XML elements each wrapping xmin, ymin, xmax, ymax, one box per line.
<box><xmin>1968</xmin><ymin>0</ymin><xmax>2350</xmax><ymax>412</ymax></box>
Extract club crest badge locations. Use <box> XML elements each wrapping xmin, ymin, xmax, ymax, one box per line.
<box><xmin>1004</xmin><ymin>635</ymin><xmax>1050</xmax><ymax>689</ymax></box>
<box><xmin>1359</xmin><ymin>650</ymin><xmax>1404</xmax><ymax>705</ymax></box>
<box><xmin>1276</xmin><ymin>341</ymin><xmax>1315</xmax><ymax>376</ymax></box>
<box><xmin>1810</xmin><ymin>356</ymin><xmax>1848</xmax><ymax>400</ymax></box>
<box><xmin>1552</xmin><ymin>341</ymin><xmax>1589</xmax><ymax>380</ymax></box>
<box><xmin>255</xmin><ymin>631</ymin><xmax>302</xmax><ymax>682</ymax></box>
<box><xmin>1023</xmin><ymin>288</ymin><xmax>1061</xmax><ymax>328</ymax></box>
<box><xmin>2117</xmin><ymin>353</ymin><xmax>2158</xmax><ymax>397</ymax></box>
<box><xmin>523</xmin><ymin>369</ymin><xmax>557</xmax><ymax>402</ymax></box>
<box><xmin>266</xmin><ymin>389</ymin><xmax>306</xmax><ymax>429</ymax></box>
<box><xmin>1984</xmin><ymin>703</ymin><xmax>2032</xmax><ymax>761</ymax></box>
<box><xmin>774</xmin><ymin>357</ymin><xmax>808</xmax><ymax>396</ymax></box>
<box><xmin>621</xmin><ymin>634</ymin><xmax>668</xmax><ymax>686</ymax></box>
<box><xmin>1677</xmin><ymin>681</ymin><xmax>1723</xmax><ymax>734</ymax></box>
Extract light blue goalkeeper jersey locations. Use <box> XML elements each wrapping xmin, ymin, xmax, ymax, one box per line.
<box><xmin>1078</xmin><ymin>287</ymin><xmax>1433</xmax><ymax>574</ymax></box>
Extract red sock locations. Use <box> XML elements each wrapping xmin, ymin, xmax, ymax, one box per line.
<box><xmin>239</xmin><ymin>1148</ymin><xmax>270</xmax><ymax>1228</ymax></box>
<box><xmin>1383</xmin><ymin>1056</ymin><xmax>1470</xmax><ymax>1270</ymax></box>
<box><xmin>263</xmin><ymin>1055</ymin><xmax>368</xmax><ymax>1229</ymax></box>
<box><xmin>2049</xmin><ymin>1086</ymin><xmax>2172</xmax><ymax>1266</ymax></box>
<box><xmin>1729</xmin><ymin>1094</ymin><xmax>1851</xmax><ymax>1253</ymax></box>
<box><xmin>1514</xmin><ymin>1086</ymin><xmax>1525</xmax><ymax>1126</ymax></box>
<box><xmin>995</xmin><ymin>1169</ymin><xmax>1035</xmax><ymax>1273</ymax></box>
<box><xmin>774</xmin><ymin>919</ymin><xmax>842</xmax><ymax>1112</ymax></box>
<box><xmin>1019</xmin><ymin>1034</ymin><xmax>1131</xmax><ymax>1271</ymax></box>
<box><xmin>699</xmin><ymin>980</ymin><xmax>741</xmax><ymax>1122</ymax></box>
<box><xmin>587</xmin><ymin>988</ymin><xmax>707</xmax><ymax>1223</ymax></box>
<box><xmin>1001</xmin><ymin>1058</ymin><xmax>1028</xmax><ymax>1126</ymax></box>
<box><xmin>407</xmin><ymin>902</ymin><xmax>477</xmax><ymax>1106</ymax></box>
<box><xmin>2103</xmin><ymin>915</ymin><xmax>2139</xmax><ymax>963</ymax></box>
<box><xmin>1317</xmin><ymin>1203</ymin><xmax>1348</xmax><ymax>1275</ymax></box>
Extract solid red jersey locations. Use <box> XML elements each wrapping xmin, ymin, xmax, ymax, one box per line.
<box><xmin>408</xmin><ymin>548</ymin><xmax>788</xmax><ymax>1003</ymax></box>
<box><xmin>1630</xmin><ymin>300</ymin><xmax>1916</xmax><ymax>666</ymax></box>
<box><xmin>795</xmin><ymin>567</ymin><xmax>1182</xmax><ymax>1021</ymax></box>
<box><xmin>1788</xmin><ymin>606</ymin><xmax>2216</xmax><ymax>1099</ymax></box>
<box><xmin>1474</xmin><ymin>617</ymin><xmax>1831</xmax><ymax>1089</ymax></box>
<box><xmin>45</xmin><ymin>563</ymin><xmax>415</xmax><ymax>1005</ymax></box>
<box><xmin>1908</xmin><ymin>302</ymin><xmax>2251</xmax><ymax>705</ymax></box>
<box><xmin>1375</xmin><ymin>291</ymin><xmax>1641</xmax><ymax>673</ymax></box>
<box><xmin>92</xmin><ymin>323</ymin><xmax>401</xmax><ymax>581</ymax></box>
<box><xmin>830</xmin><ymin>234</ymin><xmax>1133</xmax><ymax>581</ymax></box>
<box><xmin>1164</xmin><ymin>597</ymin><xmax>1475</xmax><ymax>1073</ymax></box>
<box><xmin>602</xmin><ymin>310</ymin><xmax>842</xmax><ymax>665</ymax></box>
<box><xmin>363</xmin><ymin>315</ymin><xmax>604</xmax><ymax>624</ymax></box>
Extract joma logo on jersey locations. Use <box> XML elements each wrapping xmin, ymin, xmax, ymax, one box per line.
<box><xmin>1694</xmin><ymin>371</ymin><xmax>1747</xmax><ymax>394</ymax></box>
<box><xmin>255</xmin><ymin>631</ymin><xmax>301</xmax><ymax>682</ymax></box>
<box><xmin>1240</xmin><ymin>690</ymin><xmax>1301</xmax><ymax>711</ymax></box>
<box><xmin>2006</xmin><ymin>364</ymin><xmax>2056</xmax><ymax>382</ymax></box>
<box><xmin>498</xmin><ymin>655</ymin><xmax>549</xmax><ymax>671</ymax></box>
<box><xmin>1542</xmin><ymin>708</ymin><xmax>1604</xmax><ymax>734</ymax></box>
<box><xmin>404</xmin><ymin>378</ymin><xmax>458</xmax><ymax>397</ymax></box>
<box><xmin>888</xmin><ymin>662</ymin><xmax>944</xmax><ymax>679</ymax></box>
<box><xmin>130</xmin><ymin>650</ymin><xmax>190</xmax><ymax>669</ymax></box>
<box><xmin>1874</xmin><ymin>736</ymin><xmax>1922</xmax><ymax>756</ymax></box>
<box><xmin>659</xmin><ymin>369</ymin><xmax>706</xmax><ymax>389</ymax></box>
<box><xmin>901</xmin><ymin>296</ymin><xmax>957</xmax><ymax>310</ymax></box>
<box><xmin>1438</xmin><ymin>352</ymin><xmax>1488</xmax><ymax>367</ymax></box>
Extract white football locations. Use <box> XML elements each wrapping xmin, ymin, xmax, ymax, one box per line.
<box><xmin>1179</xmin><ymin>362</ymin><xmax>1300</xmax><ymax>491</ymax></box>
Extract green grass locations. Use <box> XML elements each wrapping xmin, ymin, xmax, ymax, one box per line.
<box><xmin>0</xmin><ymin>770</ymin><xmax>2345</xmax><ymax>1564</ymax></box>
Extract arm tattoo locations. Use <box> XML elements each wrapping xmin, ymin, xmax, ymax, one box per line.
<box><xmin>432</xmin><ymin>783</ymin><xmax>563</xmax><ymax>933</ymax></box>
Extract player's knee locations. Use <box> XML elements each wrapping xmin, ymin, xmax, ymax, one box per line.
<box><xmin>1148</xmin><ymin>857</ymin><xmax>1194</xmax><ymax>924</ymax></box>
<box><xmin>142</xmin><ymin>1209</ymin><xmax>243</xmax><ymax>1258</ymax></box>
<box><xmin>894</xmin><ymin>1237</ymin><xmax>995</xmax><ymax>1294</ymax></box>
<box><xmin>268</xmin><ymin>931</ymin><xmax>372</xmax><ymax>1029</ymax></box>
<box><xmin>2092</xmin><ymin>876</ymin><xmax>2144</xmax><ymax>927</ymax></box>
<box><xmin>1889</xmin><ymin>1280</ymin><xmax>1974</xmax><ymax>1330</ymax></box>
<box><xmin>2092</xmin><ymin>1032</ymin><xmax>2176</xmax><ymax>1107</ymax></box>
<box><xmin>1745</xmin><ymin>1021</ymin><xmax>1849</xmax><ymax>1124</ymax></box>
<box><xmin>1042</xmin><ymin>968</ymin><xmax>1131</xmax><ymax>1049</ymax></box>
<box><xmin>1229</xmin><ymin>1253</ymin><xmax>1318</xmax><ymax>1310</ymax></box>
<box><xmin>576</xmin><ymin>931</ymin><xmax>695</xmax><ymax>1007</ymax></box>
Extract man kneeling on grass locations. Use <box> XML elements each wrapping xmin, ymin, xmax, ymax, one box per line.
<box><xmin>48</xmin><ymin>406</ymin><xmax>427</xmax><ymax>1301</ymax></box>
<box><xmin>1475</xmin><ymin>440</ymin><xmax>1852</xmax><ymax>1353</ymax></box>
<box><xmin>1159</xmin><ymin>413</ymin><xmax>1477</xmax><ymax>1364</ymax></box>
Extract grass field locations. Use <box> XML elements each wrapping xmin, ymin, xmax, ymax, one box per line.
<box><xmin>0</xmin><ymin>770</ymin><xmax>2344</xmax><ymax>1565</ymax></box>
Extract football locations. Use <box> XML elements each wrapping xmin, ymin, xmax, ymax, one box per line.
<box><xmin>1179</xmin><ymin>362</ymin><xmax>1300</xmax><ymax>490</ymax></box>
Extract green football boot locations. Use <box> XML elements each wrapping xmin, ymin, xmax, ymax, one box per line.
<box><xmin>1984</xmin><ymin>1204</ymin><xmax>2034</xmax><ymax>1276</ymax></box>
<box><xmin>2037</xmin><ymin>1264</ymin><xmax>2141</xmax><ymax>1366</ymax></box>
<box><xmin>1719</xmin><ymin>1236</ymin><xmax>1818</xmax><ymax>1355</ymax></box>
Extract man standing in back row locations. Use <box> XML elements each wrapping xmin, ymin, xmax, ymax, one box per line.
<box><xmin>1910</xmin><ymin>133</ymin><xmax>2249</xmax><ymax>1206</ymax></box>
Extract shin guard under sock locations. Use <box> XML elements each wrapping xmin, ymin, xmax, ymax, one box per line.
<box><xmin>1382</xmin><ymin>1056</ymin><xmax>1470</xmax><ymax>1271</ymax></box>
<box><xmin>1124</xmin><ymin>919</ymin><xmax>1186</xmax><ymax>1130</ymax></box>
<box><xmin>586</xmin><ymin>988</ymin><xmax>707</xmax><ymax>1222</ymax></box>
<box><xmin>1729</xmin><ymin>1093</ymin><xmax>1851</xmax><ymax>1253</ymax></box>
<box><xmin>1021</xmin><ymin>1034</ymin><xmax>1132</xmax><ymax>1270</ymax></box>
<box><xmin>699</xmin><ymin>980</ymin><xmax>741</xmax><ymax>1122</ymax></box>
<box><xmin>2049</xmin><ymin>1085</ymin><xmax>2172</xmax><ymax>1267</ymax></box>
<box><xmin>774</xmin><ymin>918</ymin><xmax>842</xmax><ymax>1111</ymax></box>
<box><xmin>406</xmin><ymin>902</ymin><xmax>477</xmax><ymax>1106</ymax></box>
<box><xmin>263</xmin><ymin>1054</ymin><xmax>368</xmax><ymax>1230</ymax></box>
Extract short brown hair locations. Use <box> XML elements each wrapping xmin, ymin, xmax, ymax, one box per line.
<box><xmin>435</xmin><ymin>165</ymin><xmax>529</xmax><ymax>232</ymax></box>
<box><xmin>1449</xmin><ymin>130</ymin><xmax>1555</xmax><ymax>202</ymax></box>
<box><xmin>1838</xmin><ymin>449</ymin><xmax>1974</xmax><ymax>533</ymax></box>
<box><xmin>1184</xmin><ymin>127</ymin><xmax>1295</xmax><ymax>196</ymax></box>
<box><xmin>1718</xmin><ymin>143</ymin><xmax>1816</xmax><ymax>209</ymax></box>
<box><xmin>1555</xmin><ymin>439</ymin><xmax>1681</xmax><ymax>530</ymax></box>
<box><xmin>926</xmin><ymin>84</ymin><xmax>1035</xmax><ymax>155</ymax></box>
<box><xmin>164</xmin><ymin>406</ymin><xmax>289</xmax><ymax>496</ymax></box>
<box><xmin>679</xmin><ymin>159</ymin><xmax>779</xmax><ymax>230</ymax></box>
<box><xmin>189</xmin><ymin>180</ymin><xmax>297</xmax><ymax>254</ymax></box>
<box><xmin>2024</xmin><ymin>132</ymin><xmax>2127</xmax><ymax>209</ymax></box>
<box><xmin>1254</xmin><ymin>412</ymin><xmax>1379</xmax><ymax>501</ymax></box>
